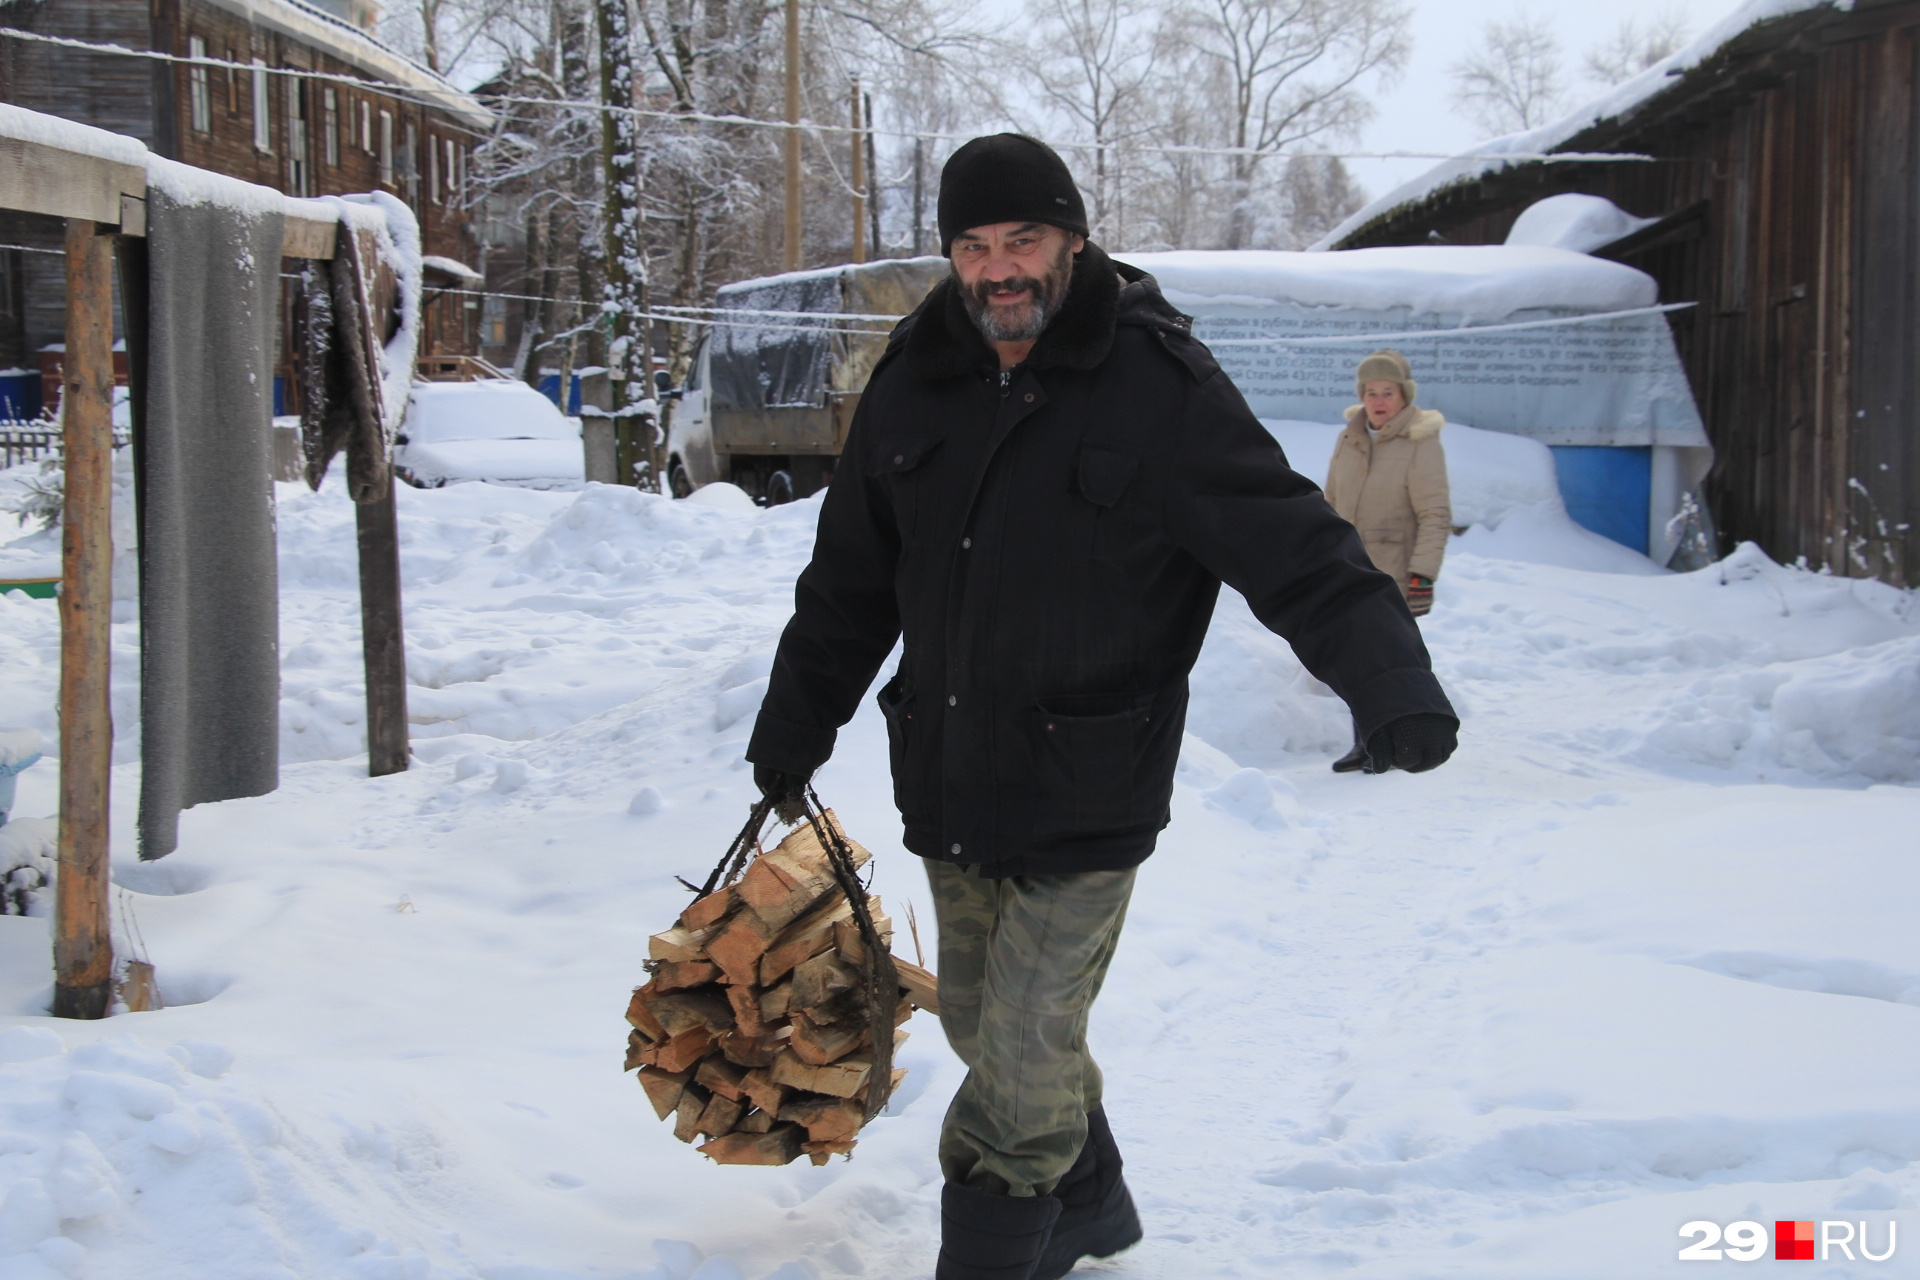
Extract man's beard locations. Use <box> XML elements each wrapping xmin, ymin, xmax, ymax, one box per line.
<box><xmin>956</xmin><ymin>241</ymin><xmax>1076</xmax><ymax>344</ymax></box>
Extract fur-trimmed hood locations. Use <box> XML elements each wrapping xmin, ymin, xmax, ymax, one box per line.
<box><xmin>896</xmin><ymin>242</ymin><xmax>1191</xmax><ymax>381</ymax></box>
<box><xmin>1343</xmin><ymin>403</ymin><xmax>1444</xmax><ymax>443</ymax></box>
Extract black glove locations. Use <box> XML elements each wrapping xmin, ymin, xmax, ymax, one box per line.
<box><xmin>1364</xmin><ymin>713</ymin><xmax>1458</xmax><ymax>774</ymax></box>
<box><xmin>753</xmin><ymin>763</ymin><xmax>811</xmax><ymax>820</ymax></box>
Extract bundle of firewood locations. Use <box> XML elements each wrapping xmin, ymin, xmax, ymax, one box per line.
<box><xmin>624</xmin><ymin>808</ymin><xmax>939</xmax><ymax>1166</ymax></box>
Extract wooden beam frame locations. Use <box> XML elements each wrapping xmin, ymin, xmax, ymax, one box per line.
<box><xmin>0</xmin><ymin>106</ymin><xmax>364</xmax><ymax>1015</ymax></box>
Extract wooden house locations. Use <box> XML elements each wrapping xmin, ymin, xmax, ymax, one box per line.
<box><xmin>0</xmin><ymin>0</ymin><xmax>492</xmax><ymax>411</ymax></box>
<box><xmin>1324</xmin><ymin>0</ymin><xmax>1919</xmax><ymax>587</ymax></box>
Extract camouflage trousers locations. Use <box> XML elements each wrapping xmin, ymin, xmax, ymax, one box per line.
<box><xmin>923</xmin><ymin>858</ymin><xmax>1137</xmax><ymax>1198</ymax></box>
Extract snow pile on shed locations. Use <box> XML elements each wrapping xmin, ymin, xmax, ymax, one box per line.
<box><xmin>1120</xmin><ymin>245</ymin><xmax>1711</xmax><ymax>564</ymax></box>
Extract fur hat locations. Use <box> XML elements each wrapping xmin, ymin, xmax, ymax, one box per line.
<box><xmin>1355</xmin><ymin>348</ymin><xmax>1417</xmax><ymax>406</ymax></box>
<box><xmin>937</xmin><ymin>134</ymin><xmax>1090</xmax><ymax>255</ymax></box>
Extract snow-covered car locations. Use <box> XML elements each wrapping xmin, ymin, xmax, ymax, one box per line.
<box><xmin>394</xmin><ymin>380</ymin><xmax>584</xmax><ymax>489</ymax></box>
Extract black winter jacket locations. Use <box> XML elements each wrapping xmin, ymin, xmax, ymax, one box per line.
<box><xmin>746</xmin><ymin>244</ymin><xmax>1455</xmax><ymax>877</ymax></box>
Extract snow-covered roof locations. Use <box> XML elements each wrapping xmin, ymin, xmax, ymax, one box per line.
<box><xmin>1121</xmin><ymin>246</ymin><xmax>1658</xmax><ymax>321</ymax></box>
<box><xmin>422</xmin><ymin>255</ymin><xmax>483</xmax><ymax>282</ymax></box>
<box><xmin>198</xmin><ymin>0</ymin><xmax>492</xmax><ymax>129</ymax></box>
<box><xmin>1313</xmin><ymin>0</ymin><xmax>1847</xmax><ymax>251</ymax></box>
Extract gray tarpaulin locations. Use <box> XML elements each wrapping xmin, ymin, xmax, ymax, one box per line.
<box><xmin>134</xmin><ymin>184</ymin><xmax>285</xmax><ymax>858</ymax></box>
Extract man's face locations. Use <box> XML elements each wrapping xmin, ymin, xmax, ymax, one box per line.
<box><xmin>949</xmin><ymin>222</ymin><xmax>1086</xmax><ymax>344</ymax></box>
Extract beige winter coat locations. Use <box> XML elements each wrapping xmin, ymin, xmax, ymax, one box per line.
<box><xmin>1323</xmin><ymin>403</ymin><xmax>1451</xmax><ymax>590</ymax></box>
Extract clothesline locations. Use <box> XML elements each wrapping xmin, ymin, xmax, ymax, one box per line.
<box><xmin>1203</xmin><ymin>302</ymin><xmax>1697</xmax><ymax>347</ymax></box>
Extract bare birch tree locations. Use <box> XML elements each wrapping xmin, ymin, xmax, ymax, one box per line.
<box><xmin>1450</xmin><ymin>10</ymin><xmax>1567</xmax><ymax>138</ymax></box>
<box><xmin>1013</xmin><ymin>0</ymin><xmax>1157</xmax><ymax>242</ymax></box>
<box><xmin>1162</xmin><ymin>0</ymin><xmax>1407</xmax><ymax>249</ymax></box>
<box><xmin>1584</xmin><ymin>12</ymin><xmax>1689</xmax><ymax>87</ymax></box>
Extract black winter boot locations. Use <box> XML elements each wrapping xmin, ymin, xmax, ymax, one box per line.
<box><xmin>1033</xmin><ymin>1108</ymin><xmax>1142</xmax><ymax>1280</ymax></box>
<box><xmin>936</xmin><ymin>1183</ymin><xmax>1063</xmax><ymax>1280</ymax></box>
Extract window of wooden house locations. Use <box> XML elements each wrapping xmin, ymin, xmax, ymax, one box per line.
<box><xmin>428</xmin><ymin>132</ymin><xmax>439</xmax><ymax>203</ymax></box>
<box><xmin>286</xmin><ymin>76</ymin><xmax>308</xmax><ymax>196</ymax></box>
<box><xmin>443</xmin><ymin>137</ymin><xmax>456</xmax><ymax>204</ymax></box>
<box><xmin>323</xmin><ymin>87</ymin><xmax>339</xmax><ymax>167</ymax></box>
<box><xmin>251</xmin><ymin>60</ymin><xmax>272</xmax><ymax>153</ymax></box>
<box><xmin>457</xmin><ymin>143</ymin><xmax>467</xmax><ymax>200</ymax></box>
<box><xmin>226</xmin><ymin>49</ymin><xmax>240</xmax><ymax>113</ymax></box>
<box><xmin>404</xmin><ymin>121</ymin><xmax>419</xmax><ymax>204</ymax></box>
<box><xmin>188</xmin><ymin>37</ymin><xmax>212</xmax><ymax>134</ymax></box>
<box><xmin>359</xmin><ymin>99</ymin><xmax>371</xmax><ymax>153</ymax></box>
<box><xmin>378</xmin><ymin>109</ymin><xmax>393</xmax><ymax>185</ymax></box>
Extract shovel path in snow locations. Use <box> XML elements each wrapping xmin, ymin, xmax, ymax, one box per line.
<box><xmin>0</xmin><ymin>468</ymin><xmax>1917</xmax><ymax>1280</ymax></box>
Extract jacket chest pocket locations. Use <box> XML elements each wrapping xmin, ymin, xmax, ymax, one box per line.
<box><xmin>867</xmin><ymin>435</ymin><xmax>943</xmax><ymax>540</ymax></box>
<box><xmin>1075</xmin><ymin>444</ymin><xmax>1141</xmax><ymax>561</ymax></box>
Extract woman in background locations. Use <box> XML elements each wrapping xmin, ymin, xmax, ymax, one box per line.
<box><xmin>1323</xmin><ymin>349</ymin><xmax>1451</xmax><ymax>773</ymax></box>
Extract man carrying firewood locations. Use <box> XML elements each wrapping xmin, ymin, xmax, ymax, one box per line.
<box><xmin>746</xmin><ymin>134</ymin><xmax>1457</xmax><ymax>1280</ymax></box>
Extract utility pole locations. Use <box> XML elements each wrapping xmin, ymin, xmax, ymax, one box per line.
<box><xmin>598</xmin><ymin>0</ymin><xmax>655</xmax><ymax>487</ymax></box>
<box><xmin>866</xmin><ymin>91</ymin><xmax>879</xmax><ymax>258</ymax></box>
<box><xmin>911</xmin><ymin>135</ymin><xmax>924</xmax><ymax>256</ymax></box>
<box><xmin>783</xmin><ymin>0</ymin><xmax>802</xmax><ymax>270</ymax></box>
<box><xmin>850</xmin><ymin>78</ymin><xmax>866</xmax><ymax>264</ymax></box>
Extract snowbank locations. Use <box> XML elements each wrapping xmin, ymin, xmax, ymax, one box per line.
<box><xmin>0</xmin><ymin>444</ymin><xmax>1916</xmax><ymax>1280</ymax></box>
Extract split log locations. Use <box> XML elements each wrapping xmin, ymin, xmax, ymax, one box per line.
<box><xmin>707</xmin><ymin>907</ymin><xmax>789</xmax><ymax>986</ymax></box>
<box><xmin>698</xmin><ymin>1123</ymin><xmax>805</xmax><ymax>1166</ymax></box>
<box><xmin>648</xmin><ymin>988</ymin><xmax>735</xmax><ymax>1039</ymax></box>
<box><xmin>740</xmin><ymin>1069</ymin><xmax>788</xmax><ymax>1117</ymax></box>
<box><xmin>638</xmin><ymin>1065</ymin><xmax>694</xmax><ymax>1120</ymax></box>
<box><xmin>893</xmin><ymin>957</ymin><xmax>941</xmax><ymax>1016</ymax></box>
<box><xmin>625</xmin><ymin>987</ymin><xmax>667</xmax><ymax>1040</ymax></box>
<box><xmin>650</xmin><ymin>924</ymin><xmax>720</xmax><ymax>963</ymax></box>
<box><xmin>673</xmin><ymin>1083</ymin><xmax>710</xmax><ymax>1144</ymax></box>
<box><xmin>655</xmin><ymin>1026</ymin><xmax>717</xmax><ymax>1074</ymax></box>
<box><xmin>779</xmin><ymin>1095</ymin><xmax>865</xmax><ymax>1144</ymax></box>
<box><xmin>769</xmin><ymin>1047</ymin><xmax>871</xmax><ymax>1100</ymax></box>
<box><xmin>652</xmin><ymin>959</ymin><xmax>720</xmax><ymax>993</ymax></box>
<box><xmin>696</xmin><ymin>1091</ymin><xmax>743</xmax><ymax>1139</ymax></box>
<box><xmin>804</xmin><ymin>1139</ymin><xmax>858</xmax><ymax>1165</ymax></box>
<box><xmin>789</xmin><ymin>1008</ymin><xmax>866</xmax><ymax>1066</ymax></box>
<box><xmin>737</xmin><ymin>816</ymin><xmax>870</xmax><ymax>931</ymax></box>
<box><xmin>759</xmin><ymin>896</ymin><xmax>856</xmax><ymax>985</ymax></box>
<box><xmin>624</xmin><ymin>1029</ymin><xmax>653</xmax><ymax>1072</ymax></box>
<box><xmin>718</xmin><ymin>1025</ymin><xmax>791</xmax><ymax>1069</ymax></box>
<box><xmin>833</xmin><ymin>912</ymin><xmax>892</xmax><ymax>965</ymax></box>
<box><xmin>791</xmin><ymin>950</ymin><xmax>859</xmax><ymax>1013</ymax></box>
<box><xmin>725</xmin><ymin>982</ymin><xmax>770</xmax><ymax>1038</ymax></box>
<box><xmin>680</xmin><ymin>887</ymin><xmax>735</xmax><ymax>932</ymax></box>
<box><xmin>759</xmin><ymin>982</ymin><xmax>793</xmax><ymax>1021</ymax></box>
<box><xmin>737</xmin><ymin>1108</ymin><xmax>775</xmax><ymax>1134</ymax></box>
<box><xmin>695</xmin><ymin>1056</ymin><xmax>749</xmax><ymax>1103</ymax></box>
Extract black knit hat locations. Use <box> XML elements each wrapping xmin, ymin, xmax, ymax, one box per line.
<box><xmin>937</xmin><ymin>134</ymin><xmax>1089</xmax><ymax>255</ymax></box>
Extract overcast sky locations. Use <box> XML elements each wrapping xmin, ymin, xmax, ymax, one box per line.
<box><xmin>1346</xmin><ymin>0</ymin><xmax>1750</xmax><ymax>199</ymax></box>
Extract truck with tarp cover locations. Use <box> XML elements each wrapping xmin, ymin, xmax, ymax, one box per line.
<box><xmin>666</xmin><ymin>256</ymin><xmax>947</xmax><ymax>504</ymax></box>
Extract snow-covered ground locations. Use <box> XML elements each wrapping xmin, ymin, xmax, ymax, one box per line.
<box><xmin>1</xmin><ymin>446</ymin><xmax>1917</xmax><ymax>1279</ymax></box>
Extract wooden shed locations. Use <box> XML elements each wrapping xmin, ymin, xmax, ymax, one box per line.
<box><xmin>1327</xmin><ymin>0</ymin><xmax>1919</xmax><ymax>587</ymax></box>
<box><xmin>0</xmin><ymin>0</ymin><xmax>491</xmax><ymax>403</ymax></box>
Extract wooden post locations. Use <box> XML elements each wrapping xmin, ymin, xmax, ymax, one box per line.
<box><xmin>783</xmin><ymin>0</ymin><xmax>802</xmax><ymax>270</ymax></box>
<box><xmin>850</xmin><ymin>78</ymin><xmax>866</xmax><ymax>265</ymax></box>
<box><xmin>53</xmin><ymin>218</ymin><xmax>116</xmax><ymax>1020</ymax></box>
<box><xmin>356</xmin><ymin>482</ymin><xmax>409</xmax><ymax>777</ymax></box>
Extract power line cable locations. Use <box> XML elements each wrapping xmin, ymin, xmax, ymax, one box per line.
<box><xmin>0</xmin><ymin>26</ymin><xmax>1656</xmax><ymax>167</ymax></box>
